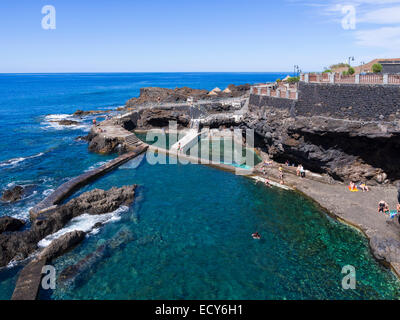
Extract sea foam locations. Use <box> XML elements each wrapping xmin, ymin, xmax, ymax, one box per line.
<box><xmin>38</xmin><ymin>206</ymin><xmax>129</xmax><ymax>248</ymax></box>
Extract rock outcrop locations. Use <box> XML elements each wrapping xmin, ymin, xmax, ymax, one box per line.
<box><xmin>38</xmin><ymin>231</ymin><xmax>86</xmax><ymax>262</ymax></box>
<box><xmin>73</xmin><ymin>110</ymin><xmax>110</xmax><ymax>117</ymax></box>
<box><xmin>0</xmin><ymin>185</ymin><xmax>136</xmax><ymax>267</ymax></box>
<box><xmin>1</xmin><ymin>186</ymin><xmax>24</xmax><ymax>202</ymax></box>
<box><xmin>0</xmin><ymin>217</ymin><xmax>25</xmax><ymax>234</ymax></box>
<box><xmin>243</xmin><ymin>105</ymin><xmax>400</xmax><ymax>184</ymax></box>
<box><xmin>136</xmin><ymin>108</ymin><xmax>190</xmax><ymax>129</ymax></box>
<box><xmin>53</xmin><ymin>120</ymin><xmax>80</xmax><ymax>126</ymax></box>
<box><xmin>126</xmin><ymin>84</ymin><xmax>250</xmax><ymax>107</ymax></box>
<box><xmin>86</xmin><ymin>130</ymin><xmax>127</xmax><ymax>154</ymax></box>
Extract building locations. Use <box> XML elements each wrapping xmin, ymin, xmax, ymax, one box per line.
<box><xmin>332</xmin><ymin>58</ymin><xmax>400</xmax><ymax>74</ymax></box>
<box><xmin>378</xmin><ymin>59</ymin><xmax>400</xmax><ymax>74</ymax></box>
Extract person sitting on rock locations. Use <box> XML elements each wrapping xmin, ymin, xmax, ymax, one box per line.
<box><xmin>300</xmin><ymin>165</ymin><xmax>306</xmax><ymax>178</ymax></box>
<box><xmin>296</xmin><ymin>165</ymin><xmax>301</xmax><ymax>177</ymax></box>
<box><xmin>378</xmin><ymin>200</ymin><xmax>389</xmax><ymax>214</ymax></box>
<box><xmin>349</xmin><ymin>181</ymin><xmax>358</xmax><ymax>192</ymax></box>
<box><xmin>359</xmin><ymin>183</ymin><xmax>369</xmax><ymax>192</ymax></box>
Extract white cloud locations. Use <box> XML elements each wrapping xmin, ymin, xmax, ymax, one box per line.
<box><xmin>355</xmin><ymin>26</ymin><xmax>400</xmax><ymax>48</ymax></box>
<box><xmin>292</xmin><ymin>0</ymin><xmax>400</xmax><ymax>55</ymax></box>
<box><xmin>359</xmin><ymin>6</ymin><xmax>400</xmax><ymax>24</ymax></box>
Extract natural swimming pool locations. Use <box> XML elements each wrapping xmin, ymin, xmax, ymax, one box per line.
<box><xmin>32</xmin><ymin>159</ymin><xmax>400</xmax><ymax>300</ymax></box>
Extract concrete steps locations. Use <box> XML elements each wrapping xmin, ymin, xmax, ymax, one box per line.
<box><xmin>125</xmin><ymin>134</ymin><xmax>143</xmax><ymax>148</ymax></box>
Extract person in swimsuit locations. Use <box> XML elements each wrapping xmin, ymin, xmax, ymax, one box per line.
<box><xmin>360</xmin><ymin>183</ymin><xmax>369</xmax><ymax>192</ymax></box>
<box><xmin>378</xmin><ymin>200</ymin><xmax>389</xmax><ymax>213</ymax></box>
<box><xmin>252</xmin><ymin>232</ymin><xmax>261</xmax><ymax>240</ymax></box>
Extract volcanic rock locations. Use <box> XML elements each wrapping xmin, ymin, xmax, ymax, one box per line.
<box><xmin>1</xmin><ymin>186</ymin><xmax>24</xmax><ymax>203</ymax></box>
<box><xmin>0</xmin><ymin>216</ymin><xmax>25</xmax><ymax>234</ymax></box>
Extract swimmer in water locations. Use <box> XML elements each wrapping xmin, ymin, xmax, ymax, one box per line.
<box><xmin>252</xmin><ymin>232</ymin><xmax>261</xmax><ymax>240</ymax></box>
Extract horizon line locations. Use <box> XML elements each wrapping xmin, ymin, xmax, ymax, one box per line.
<box><xmin>0</xmin><ymin>71</ymin><xmax>301</xmax><ymax>75</ymax></box>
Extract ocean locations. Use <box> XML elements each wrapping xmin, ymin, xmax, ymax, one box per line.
<box><xmin>0</xmin><ymin>73</ymin><xmax>399</xmax><ymax>300</ymax></box>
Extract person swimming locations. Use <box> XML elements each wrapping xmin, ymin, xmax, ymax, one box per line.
<box><xmin>252</xmin><ymin>232</ymin><xmax>261</xmax><ymax>240</ymax></box>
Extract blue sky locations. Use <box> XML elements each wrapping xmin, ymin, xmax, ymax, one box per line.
<box><xmin>0</xmin><ymin>0</ymin><xmax>399</xmax><ymax>72</ymax></box>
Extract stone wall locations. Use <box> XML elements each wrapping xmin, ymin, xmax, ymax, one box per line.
<box><xmin>296</xmin><ymin>82</ymin><xmax>400</xmax><ymax>121</ymax></box>
<box><xmin>250</xmin><ymin>83</ymin><xmax>400</xmax><ymax>121</ymax></box>
<box><xmin>249</xmin><ymin>94</ymin><xmax>295</xmax><ymax>112</ymax></box>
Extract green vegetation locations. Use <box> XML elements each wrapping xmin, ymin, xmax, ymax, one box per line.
<box><xmin>323</xmin><ymin>69</ymin><xmax>332</xmax><ymax>73</ymax></box>
<box><xmin>372</xmin><ymin>63</ymin><xmax>383</xmax><ymax>73</ymax></box>
<box><xmin>276</xmin><ymin>78</ymin><xmax>282</xmax><ymax>83</ymax></box>
<box><xmin>342</xmin><ymin>70</ymin><xmax>349</xmax><ymax>76</ymax></box>
<box><xmin>330</xmin><ymin>63</ymin><xmax>350</xmax><ymax>69</ymax></box>
<box><xmin>348</xmin><ymin>67</ymin><xmax>355</xmax><ymax>75</ymax></box>
<box><xmin>286</xmin><ymin>76</ymin><xmax>300</xmax><ymax>83</ymax></box>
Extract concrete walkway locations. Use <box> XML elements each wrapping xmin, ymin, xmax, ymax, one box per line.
<box><xmin>170</xmin><ymin>129</ymin><xmax>207</xmax><ymax>154</ymax></box>
<box><xmin>30</xmin><ymin>146</ymin><xmax>148</xmax><ymax>219</ymax></box>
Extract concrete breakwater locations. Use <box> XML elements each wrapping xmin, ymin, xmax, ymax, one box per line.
<box><xmin>30</xmin><ymin>145</ymin><xmax>148</xmax><ymax>219</ymax></box>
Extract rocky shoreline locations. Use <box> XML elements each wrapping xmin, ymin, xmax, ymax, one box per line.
<box><xmin>0</xmin><ymin>185</ymin><xmax>136</xmax><ymax>268</ymax></box>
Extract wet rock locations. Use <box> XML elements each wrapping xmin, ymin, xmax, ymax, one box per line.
<box><xmin>0</xmin><ymin>230</ymin><xmax>40</xmax><ymax>266</ymax></box>
<box><xmin>31</xmin><ymin>185</ymin><xmax>136</xmax><ymax>238</ymax></box>
<box><xmin>73</xmin><ymin>110</ymin><xmax>109</xmax><ymax>117</ymax></box>
<box><xmin>75</xmin><ymin>135</ymin><xmax>89</xmax><ymax>142</ymax></box>
<box><xmin>1</xmin><ymin>186</ymin><xmax>24</xmax><ymax>202</ymax></box>
<box><xmin>39</xmin><ymin>231</ymin><xmax>86</xmax><ymax>262</ymax></box>
<box><xmin>88</xmin><ymin>134</ymin><xmax>122</xmax><ymax>154</ymax></box>
<box><xmin>0</xmin><ymin>185</ymin><xmax>136</xmax><ymax>268</ymax></box>
<box><xmin>52</xmin><ymin>120</ymin><xmax>80</xmax><ymax>126</ymax></box>
<box><xmin>0</xmin><ymin>216</ymin><xmax>25</xmax><ymax>234</ymax></box>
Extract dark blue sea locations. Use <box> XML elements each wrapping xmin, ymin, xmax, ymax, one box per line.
<box><xmin>0</xmin><ymin>73</ymin><xmax>399</xmax><ymax>300</ymax></box>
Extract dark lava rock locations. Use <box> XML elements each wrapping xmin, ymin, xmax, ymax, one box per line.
<box><xmin>136</xmin><ymin>108</ymin><xmax>190</xmax><ymax>129</ymax></box>
<box><xmin>243</xmin><ymin>104</ymin><xmax>400</xmax><ymax>184</ymax></box>
<box><xmin>87</xmin><ymin>133</ymin><xmax>124</xmax><ymax>154</ymax></box>
<box><xmin>1</xmin><ymin>186</ymin><xmax>24</xmax><ymax>202</ymax></box>
<box><xmin>55</xmin><ymin>120</ymin><xmax>80</xmax><ymax>126</ymax></box>
<box><xmin>75</xmin><ymin>135</ymin><xmax>89</xmax><ymax>142</ymax></box>
<box><xmin>125</xmin><ymin>85</ymin><xmax>250</xmax><ymax>107</ymax></box>
<box><xmin>39</xmin><ymin>231</ymin><xmax>86</xmax><ymax>262</ymax></box>
<box><xmin>0</xmin><ymin>216</ymin><xmax>25</xmax><ymax>234</ymax></box>
<box><xmin>0</xmin><ymin>185</ymin><xmax>136</xmax><ymax>267</ymax></box>
<box><xmin>73</xmin><ymin>110</ymin><xmax>109</xmax><ymax>117</ymax></box>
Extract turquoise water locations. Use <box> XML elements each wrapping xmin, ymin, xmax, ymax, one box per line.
<box><xmin>39</xmin><ymin>160</ymin><xmax>400</xmax><ymax>300</ymax></box>
<box><xmin>0</xmin><ymin>73</ymin><xmax>400</xmax><ymax>300</ymax></box>
<box><xmin>135</xmin><ymin>132</ymin><xmax>262</xmax><ymax>168</ymax></box>
<box><xmin>187</xmin><ymin>137</ymin><xmax>262</xmax><ymax>167</ymax></box>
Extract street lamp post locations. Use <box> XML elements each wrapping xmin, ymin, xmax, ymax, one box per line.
<box><xmin>348</xmin><ymin>56</ymin><xmax>355</xmax><ymax>67</ymax></box>
<box><xmin>294</xmin><ymin>65</ymin><xmax>299</xmax><ymax>77</ymax></box>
